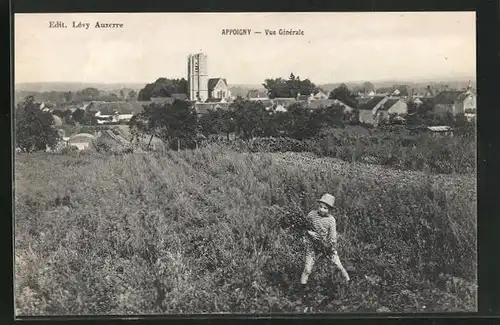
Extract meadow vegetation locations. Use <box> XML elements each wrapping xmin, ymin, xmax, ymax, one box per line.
<box><xmin>15</xmin><ymin>144</ymin><xmax>476</xmax><ymax>315</ymax></box>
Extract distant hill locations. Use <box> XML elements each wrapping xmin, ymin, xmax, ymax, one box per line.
<box><xmin>17</xmin><ymin>76</ymin><xmax>475</xmax><ymax>96</ymax></box>
<box><xmin>318</xmin><ymin>76</ymin><xmax>476</xmax><ymax>93</ymax></box>
<box><xmin>15</xmin><ymin>82</ymin><xmax>147</xmax><ymax>93</ymax></box>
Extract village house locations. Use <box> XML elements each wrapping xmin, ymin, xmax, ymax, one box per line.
<box><xmin>208</xmin><ymin>78</ymin><xmax>231</xmax><ymax>100</ymax></box>
<box><xmin>374</xmin><ymin>98</ymin><xmax>408</xmax><ymax>125</ymax></box>
<box><xmin>194</xmin><ymin>102</ymin><xmax>230</xmax><ymax>114</ymax></box>
<box><xmin>358</xmin><ymin>96</ymin><xmax>388</xmax><ymax>125</ymax></box>
<box><xmin>247</xmin><ymin>90</ymin><xmax>269</xmax><ymax>101</ymax></box>
<box><xmin>312</xmin><ymin>90</ymin><xmax>329</xmax><ymax>100</ymax></box>
<box><xmin>150</xmin><ymin>93</ymin><xmax>189</xmax><ymax>105</ymax></box>
<box><xmin>358</xmin><ymin>96</ymin><xmax>408</xmax><ymax>126</ymax></box>
<box><xmin>68</xmin><ymin>133</ymin><xmax>96</xmax><ymax>151</ymax></box>
<box><xmin>258</xmin><ymin>99</ymin><xmax>274</xmax><ymax>110</ymax></box>
<box><xmin>88</xmin><ymin>102</ymin><xmax>138</xmax><ymax>124</ymax></box>
<box><xmin>306</xmin><ymin>98</ymin><xmax>354</xmax><ymax>113</ymax></box>
<box><xmin>296</xmin><ymin>93</ymin><xmax>312</xmax><ymax>103</ymax></box>
<box><xmin>433</xmin><ymin>85</ymin><xmax>476</xmax><ymax>116</ymax></box>
<box><xmin>52</xmin><ymin>114</ymin><xmax>63</xmax><ymax>127</ymax></box>
<box><xmin>273</xmin><ymin>98</ymin><xmax>298</xmax><ymax>112</ymax></box>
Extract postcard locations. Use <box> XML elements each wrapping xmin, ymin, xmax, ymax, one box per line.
<box><xmin>14</xmin><ymin>12</ymin><xmax>476</xmax><ymax>316</ymax></box>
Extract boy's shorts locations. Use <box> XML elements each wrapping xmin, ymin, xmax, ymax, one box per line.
<box><xmin>303</xmin><ymin>236</ymin><xmax>337</xmax><ymax>257</ymax></box>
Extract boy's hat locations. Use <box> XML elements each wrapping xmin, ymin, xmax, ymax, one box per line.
<box><xmin>318</xmin><ymin>193</ymin><xmax>335</xmax><ymax>208</ymax></box>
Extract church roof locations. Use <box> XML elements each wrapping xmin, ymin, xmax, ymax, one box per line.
<box><xmin>208</xmin><ymin>78</ymin><xmax>227</xmax><ymax>91</ymax></box>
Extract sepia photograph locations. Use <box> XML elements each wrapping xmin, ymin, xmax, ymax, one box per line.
<box><xmin>14</xmin><ymin>12</ymin><xmax>477</xmax><ymax>315</ymax></box>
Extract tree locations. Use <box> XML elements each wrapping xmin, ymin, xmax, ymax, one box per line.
<box><xmin>119</xmin><ymin>89</ymin><xmax>125</xmax><ymax>99</ymax></box>
<box><xmin>129</xmin><ymin>100</ymin><xmax>198</xmax><ymax>150</ymax></box>
<box><xmin>328</xmin><ymin>84</ymin><xmax>358</xmax><ymax>108</ymax></box>
<box><xmin>361</xmin><ymin>81</ymin><xmax>375</xmax><ymax>93</ymax></box>
<box><xmin>72</xmin><ymin>108</ymin><xmax>85</xmax><ymax>123</ymax></box>
<box><xmin>278</xmin><ymin>103</ymin><xmax>322</xmax><ymax>140</ymax></box>
<box><xmin>391</xmin><ymin>84</ymin><xmax>409</xmax><ymax>96</ymax></box>
<box><xmin>77</xmin><ymin>88</ymin><xmax>100</xmax><ymax>101</ymax></box>
<box><xmin>64</xmin><ymin>91</ymin><xmax>73</xmax><ymax>103</ymax></box>
<box><xmin>137</xmin><ymin>78</ymin><xmax>188</xmax><ymax>101</ymax></box>
<box><xmin>262</xmin><ymin>78</ymin><xmax>289</xmax><ymax>99</ymax></box>
<box><xmin>198</xmin><ymin>108</ymin><xmax>235</xmax><ymax>140</ymax></box>
<box><xmin>231</xmin><ymin>98</ymin><xmax>270</xmax><ymax>139</ymax></box>
<box><xmin>128</xmin><ymin>90</ymin><xmax>137</xmax><ymax>101</ymax></box>
<box><xmin>263</xmin><ymin>73</ymin><xmax>318</xmax><ymax>99</ymax></box>
<box><xmin>15</xmin><ymin>96</ymin><xmax>60</xmax><ymax>152</ymax></box>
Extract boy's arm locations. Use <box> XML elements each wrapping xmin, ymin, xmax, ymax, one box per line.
<box><xmin>328</xmin><ymin>217</ymin><xmax>337</xmax><ymax>250</ymax></box>
<box><xmin>304</xmin><ymin>211</ymin><xmax>315</xmax><ymax>230</ymax></box>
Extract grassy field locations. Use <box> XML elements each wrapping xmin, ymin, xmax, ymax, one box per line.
<box><xmin>14</xmin><ymin>145</ymin><xmax>477</xmax><ymax>315</ymax></box>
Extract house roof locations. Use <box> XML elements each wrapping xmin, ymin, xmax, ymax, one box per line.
<box><xmin>379</xmin><ymin>99</ymin><xmax>400</xmax><ymax>111</ymax></box>
<box><xmin>205</xmin><ymin>97</ymin><xmax>222</xmax><ymax>103</ymax></box>
<box><xmin>69</xmin><ymin>133</ymin><xmax>96</xmax><ymax>143</ymax></box>
<box><xmin>274</xmin><ymin>98</ymin><xmax>298</xmax><ymax>107</ymax></box>
<box><xmin>52</xmin><ymin>115</ymin><xmax>63</xmax><ymax>126</ymax></box>
<box><xmin>171</xmin><ymin>93</ymin><xmax>189</xmax><ymax>100</ymax></box>
<box><xmin>297</xmin><ymin>95</ymin><xmax>310</xmax><ymax>101</ymax></box>
<box><xmin>434</xmin><ymin>91</ymin><xmax>464</xmax><ymax>105</ymax></box>
<box><xmin>130</xmin><ymin>101</ymin><xmax>150</xmax><ymax>113</ymax></box>
<box><xmin>257</xmin><ymin>99</ymin><xmax>274</xmax><ymax>107</ymax></box>
<box><xmin>195</xmin><ymin>102</ymin><xmax>230</xmax><ymax>114</ymax></box>
<box><xmin>313</xmin><ymin>91</ymin><xmax>328</xmax><ymax>98</ymax></box>
<box><xmin>307</xmin><ymin>99</ymin><xmax>349</xmax><ymax>110</ymax></box>
<box><xmin>359</xmin><ymin>96</ymin><xmax>386</xmax><ymax>110</ymax></box>
<box><xmin>91</xmin><ymin>102</ymin><xmax>136</xmax><ymax>115</ymax></box>
<box><xmin>457</xmin><ymin>92</ymin><xmax>473</xmax><ymax>102</ymax></box>
<box><xmin>427</xmin><ymin>126</ymin><xmax>453</xmax><ymax>132</ymax></box>
<box><xmin>208</xmin><ymin>78</ymin><xmax>227</xmax><ymax>91</ymax></box>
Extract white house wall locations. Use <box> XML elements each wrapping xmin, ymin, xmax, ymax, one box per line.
<box><xmin>387</xmin><ymin>101</ymin><xmax>408</xmax><ymax>115</ymax></box>
<box><xmin>212</xmin><ymin>79</ymin><xmax>229</xmax><ymax>99</ymax></box>
<box><xmin>359</xmin><ymin>110</ymin><xmax>375</xmax><ymax>124</ymax></box>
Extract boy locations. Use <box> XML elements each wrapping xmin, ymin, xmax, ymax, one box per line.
<box><xmin>300</xmin><ymin>193</ymin><xmax>350</xmax><ymax>287</ymax></box>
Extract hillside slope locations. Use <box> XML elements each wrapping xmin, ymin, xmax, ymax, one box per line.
<box><xmin>14</xmin><ymin>147</ymin><xmax>476</xmax><ymax>315</ymax></box>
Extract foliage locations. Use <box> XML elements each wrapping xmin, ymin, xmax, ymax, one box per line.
<box><xmin>137</xmin><ymin>78</ymin><xmax>188</xmax><ymax>101</ymax></box>
<box><xmin>128</xmin><ymin>90</ymin><xmax>137</xmax><ymax>101</ymax></box>
<box><xmin>15</xmin><ymin>96</ymin><xmax>60</xmax><ymax>152</ymax></box>
<box><xmin>129</xmin><ymin>100</ymin><xmax>198</xmax><ymax>150</ymax></box>
<box><xmin>230</xmin><ymin>98</ymin><xmax>272</xmax><ymax>139</ymax></box>
<box><xmin>72</xmin><ymin>109</ymin><xmax>85</xmax><ymax>124</ymax></box>
<box><xmin>198</xmin><ymin>107</ymin><xmax>235</xmax><ymax>140</ymax></box>
<box><xmin>76</xmin><ymin>88</ymin><xmax>100</xmax><ymax>101</ymax></box>
<box><xmin>263</xmin><ymin>73</ymin><xmax>318</xmax><ymax>99</ymax></box>
<box><xmin>82</xmin><ymin>109</ymin><xmax>98</xmax><ymax>126</ymax></box>
<box><xmin>328</xmin><ymin>84</ymin><xmax>358</xmax><ymax>108</ymax></box>
<box><xmin>308</xmin><ymin>127</ymin><xmax>475</xmax><ymax>174</ymax></box>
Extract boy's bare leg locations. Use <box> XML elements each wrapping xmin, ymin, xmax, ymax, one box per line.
<box><xmin>300</xmin><ymin>252</ymin><xmax>315</xmax><ymax>284</ymax></box>
<box><xmin>300</xmin><ymin>247</ymin><xmax>315</xmax><ymax>285</ymax></box>
<box><xmin>331</xmin><ymin>252</ymin><xmax>350</xmax><ymax>282</ymax></box>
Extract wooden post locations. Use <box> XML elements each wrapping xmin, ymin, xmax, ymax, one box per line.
<box><xmin>178</xmin><ymin>139</ymin><xmax>180</xmax><ymax>151</ymax></box>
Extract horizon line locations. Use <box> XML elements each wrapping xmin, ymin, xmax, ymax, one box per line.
<box><xmin>15</xmin><ymin>75</ymin><xmax>476</xmax><ymax>86</ymax></box>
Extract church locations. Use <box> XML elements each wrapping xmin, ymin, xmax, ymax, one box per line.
<box><xmin>187</xmin><ymin>53</ymin><xmax>231</xmax><ymax>102</ymax></box>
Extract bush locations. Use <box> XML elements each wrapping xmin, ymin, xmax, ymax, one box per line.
<box><xmin>306</xmin><ymin>127</ymin><xmax>475</xmax><ymax>174</ymax></box>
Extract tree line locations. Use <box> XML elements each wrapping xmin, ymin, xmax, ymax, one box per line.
<box><xmin>15</xmin><ymin>88</ymin><xmax>138</xmax><ymax>108</ymax></box>
<box><xmin>128</xmin><ymin>97</ymin><xmax>356</xmax><ymax>150</ymax></box>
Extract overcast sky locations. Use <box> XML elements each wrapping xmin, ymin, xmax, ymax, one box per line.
<box><xmin>15</xmin><ymin>12</ymin><xmax>476</xmax><ymax>85</ymax></box>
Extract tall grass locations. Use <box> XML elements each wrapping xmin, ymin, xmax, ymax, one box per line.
<box><xmin>199</xmin><ymin>126</ymin><xmax>476</xmax><ymax>175</ymax></box>
<box><xmin>14</xmin><ymin>146</ymin><xmax>476</xmax><ymax>315</ymax></box>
